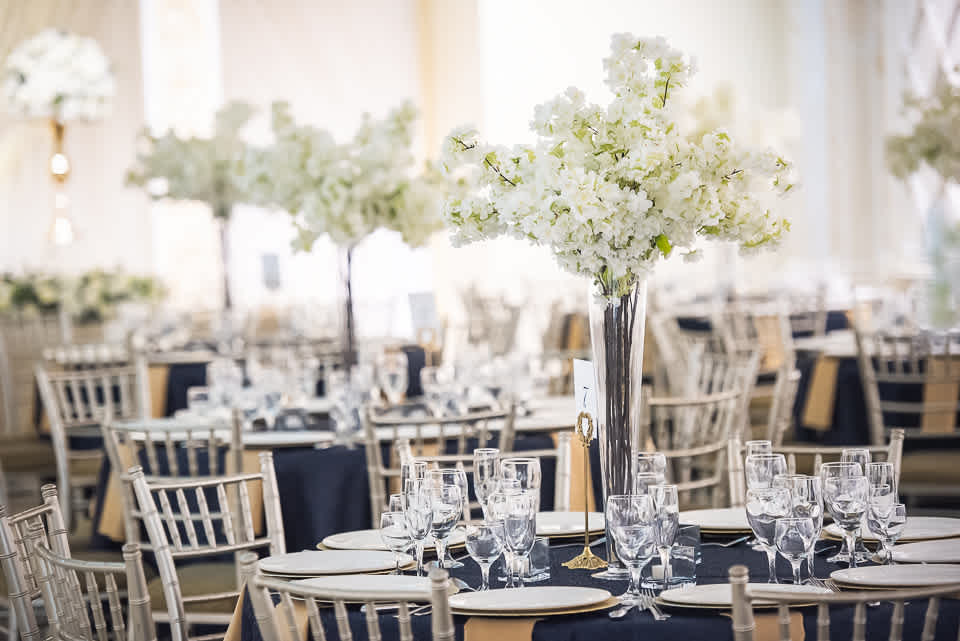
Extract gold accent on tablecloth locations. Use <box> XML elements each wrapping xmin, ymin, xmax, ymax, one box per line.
<box><xmin>464</xmin><ymin>615</ymin><xmax>541</xmax><ymax>641</ymax></box>
<box><xmin>148</xmin><ymin>365</ymin><xmax>170</xmax><ymax>418</ymax></box>
<box><xmin>801</xmin><ymin>355</ymin><xmax>839</xmax><ymax>431</ymax></box>
<box><xmin>97</xmin><ymin>441</ymin><xmax>137</xmax><ymax>540</ymax></box>
<box><xmin>921</xmin><ymin>357</ymin><xmax>960</xmax><ymax>434</ymax></box>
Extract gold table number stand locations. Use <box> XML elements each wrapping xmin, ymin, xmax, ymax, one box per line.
<box><xmin>562</xmin><ymin>411</ymin><xmax>608</xmax><ymax>570</ymax></box>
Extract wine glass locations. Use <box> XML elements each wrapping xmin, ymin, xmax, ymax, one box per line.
<box><xmin>867</xmin><ymin>502</ymin><xmax>906</xmax><ymax>565</ymax></box>
<box><xmin>635</xmin><ymin>452</ymin><xmax>667</xmax><ymax>483</ymax></box>
<box><xmin>429</xmin><ymin>468</ymin><xmax>470</xmax><ymax>568</ymax></box>
<box><xmin>651</xmin><ymin>484</ymin><xmax>680</xmax><ymax>590</ymax></box>
<box><xmin>606</xmin><ymin>494</ymin><xmax>656</xmax><ymax>604</ymax></box>
<box><xmin>775</xmin><ymin>517</ymin><xmax>817</xmax><ymax>585</ymax></box>
<box><xmin>819</xmin><ymin>462</ymin><xmax>864</xmax><ymax>564</ymax></box>
<box><xmin>485</xmin><ymin>479</ymin><xmax>522</xmax><ymax>583</ymax></box>
<box><xmin>378</xmin><ymin>350</ymin><xmax>409</xmax><ymax>405</ymax></box>
<box><xmin>773</xmin><ymin>474</ymin><xmax>823</xmax><ymax>581</ymax></box>
<box><xmin>501</xmin><ymin>458</ymin><xmax>542</xmax><ymax>508</ymax></box>
<box><xmin>746</xmin><ymin>440</ymin><xmax>773</xmax><ymax>456</ymax></box>
<box><xmin>465</xmin><ymin>521</ymin><xmax>504</xmax><ymax>590</ymax></box>
<box><xmin>866</xmin><ymin>462</ymin><xmax>897</xmax><ymax>499</ymax></box>
<box><xmin>745</xmin><ymin>454</ymin><xmax>788</xmax><ymax>490</ymax></box>
<box><xmin>427</xmin><ymin>482</ymin><xmax>462</xmax><ymax>570</ymax></box>
<box><xmin>502</xmin><ymin>492</ymin><xmax>537</xmax><ymax>588</ymax></box>
<box><xmin>824</xmin><ymin>475</ymin><xmax>869</xmax><ymax>568</ymax></box>
<box><xmin>388</xmin><ymin>493</ymin><xmax>404</xmax><ymax>513</ymax></box>
<box><xmin>633</xmin><ymin>472</ymin><xmax>661</xmax><ymax>496</ymax></box>
<box><xmin>473</xmin><ymin>448</ymin><xmax>500</xmax><ymax>517</ymax></box>
<box><xmin>380</xmin><ymin>511</ymin><xmax>412</xmax><ymax>574</ymax></box>
<box><xmin>401</xmin><ymin>460</ymin><xmax>428</xmax><ymax>490</ymax></box>
<box><xmin>746</xmin><ymin>487</ymin><xmax>791</xmax><ymax>583</ymax></box>
<box><xmin>841</xmin><ymin>448</ymin><xmax>872</xmax><ymax>469</ymax></box>
<box><xmin>402</xmin><ymin>479</ymin><xmax>432</xmax><ymax>576</ymax></box>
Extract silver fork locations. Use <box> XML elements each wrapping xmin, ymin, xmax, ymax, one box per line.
<box><xmin>641</xmin><ymin>588</ymin><xmax>670</xmax><ymax>621</ymax></box>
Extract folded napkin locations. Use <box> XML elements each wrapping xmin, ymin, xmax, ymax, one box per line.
<box><xmin>724</xmin><ymin>611</ymin><xmax>804</xmax><ymax>641</ymax></box>
<box><xmin>464</xmin><ymin>616</ymin><xmax>541</xmax><ymax>641</ymax></box>
<box><xmin>921</xmin><ymin>357</ymin><xmax>960</xmax><ymax>434</ymax></box>
<box><xmin>148</xmin><ymin>365</ymin><xmax>171</xmax><ymax>419</ymax></box>
<box><xmin>801</xmin><ymin>355</ymin><xmax>839</xmax><ymax>431</ymax></box>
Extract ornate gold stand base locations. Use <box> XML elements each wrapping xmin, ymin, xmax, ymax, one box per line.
<box><xmin>562</xmin><ymin>547</ymin><xmax>608</xmax><ymax>570</ymax></box>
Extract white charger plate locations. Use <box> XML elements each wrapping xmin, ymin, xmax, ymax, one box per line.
<box><xmin>536</xmin><ymin>511</ymin><xmax>604</xmax><ymax>536</ymax></box>
<box><xmin>660</xmin><ymin>583</ymin><xmax>829</xmax><ymax>608</ymax></box>
<box><xmin>680</xmin><ymin>507</ymin><xmax>750</xmax><ymax>532</ymax></box>
<box><xmin>259</xmin><ymin>550</ymin><xmax>411</xmax><ymax>576</ymax></box>
<box><xmin>321</xmin><ymin>529</ymin><xmax>466</xmax><ymax>551</ymax></box>
<box><xmin>831</xmin><ymin>564</ymin><xmax>960</xmax><ymax>588</ymax></box>
<box><xmin>448</xmin><ymin>586</ymin><xmax>610</xmax><ymax>612</ymax></box>
<box><xmin>892</xmin><ymin>539</ymin><xmax>960</xmax><ymax>564</ymax></box>
<box><xmin>824</xmin><ymin>517</ymin><xmax>960</xmax><ymax>542</ymax></box>
<box><xmin>292</xmin><ymin>574</ymin><xmax>435</xmax><ymax>601</ymax></box>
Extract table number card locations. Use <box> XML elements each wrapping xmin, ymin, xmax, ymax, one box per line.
<box><xmin>573</xmin><ymin>359</ymin><xmax>598</xmax><ymax>438</ymax></box>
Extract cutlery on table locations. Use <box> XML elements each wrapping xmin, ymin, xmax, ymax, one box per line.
<box><xmin>641</xmin><ymin>587</ymin><xmax>670</xmax><ymax>621</ymax></box>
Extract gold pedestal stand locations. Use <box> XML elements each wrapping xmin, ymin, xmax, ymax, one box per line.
<box><xmin>562</xmin><ymin>411</ymin><xmax>607</xmax><ymax>570</ymax></box>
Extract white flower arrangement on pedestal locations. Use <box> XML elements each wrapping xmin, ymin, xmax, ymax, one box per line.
<box><xmin>2</xmin><ymin>29</ymin><xmax>114</xmax><ymax>121</ymax></box>
<box><xmin>241</xmin><ymin>100</ymin><xmax>444</xmax><ymax>250</ymax></box>
<box><xmin>440</xmin><ymin>34</ymin><xmax>796</xmax><ymax>298</ymax></box>
<box><xmin>886</xmin><ymin>75</ymin><xmax>960</xmax><ymax>183</ymax></box>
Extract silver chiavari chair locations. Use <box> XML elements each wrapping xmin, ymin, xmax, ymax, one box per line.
<box><xmin>35</xmin><ymin>354</ymin><xmax>150</xmax><ymax>529</ymax></box>
<box><xmin>129</xmin><ymin>453</ymin><xmax>285</xmax><ymax>641</ymax></box>
<box><xmin>102</xmin><ymin>414</ymin><xmax>243</xmax><ymax>545</ymax></box>
<box><xmin>363</xmin><ymin>404</ymin><xmax>516</xmax><ymax>524</ymax></box>
<box><xmin>729</xmin><ymin>565</ymin><xmax>960</xmax><ymax>641</ymax></box>
<box><xmin>26</xmin><ymin>522</ymin><xmax>156</xmax><ymax>641</ymax></box>
<box><xmin>239</xmin><ymin>553</ymin><xmax>455</xmax><ymax>641</ymax></box>
<box><xmin>727</xmin><ymin>430</ymin><xmax>905</xmax><ymax>507</ymax></box>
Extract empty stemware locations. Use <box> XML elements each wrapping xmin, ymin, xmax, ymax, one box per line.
<box><xmin>502</xmin><ymin>492</ymin><xmax>537</xmax><ymax>588</ymax></box>
<box><xmin>775</xmin><ymin>517</ymin><xmax>817</xmax><ymax>585</ymax></box>
<box><xmin>745</xmin><ymin>440</ymin><xmax>773</xmax><ymax>457</ymax></box>
<box><xmin>824</xmin><ymin>475</ymin><xmax>869</xmax><ymax>568</ymax></box>
<box><xmin>746</xmin><ymin>487</ymin><xmax>791</xmax><ymax>583</ymax></box>
<box><xmin>473</xmin><ymin>448</ymin><xmax>500</xmax><ymax>517</ymax></box>
<box><xmin>402</xmin><ymin>479</ymin><xmax>432</xmax><ymax>576</ymax></box>
<box><xmin>819</xmin><ymin>461</ymin><xmax>864</xmax><ymax>564</ymax></box>
<box><xmin>465</xmin><ymin>521</ymin><xmax>505</xmax><ymax>590</ymax></box>
<box><xmin>635</xmin><ymin>452</ymin><xmax>667</xmax><ymax>483</ymax></box>
<box><xmin>378</xmin><ymin>350</ymin><xmax>409</xmax><ymax>405</ymax></box>
<box><xmin>868</xmin><ymin>501</ymin><xmax>907</xmax><ymax>564</ymax></box>
<box><xmin>428</xmin><ymin>482</ymin><xmax>462</xmax><ymax>570</ymax></box>
<box><xmin>745</xmin><ymin>454</ymin><xmax>788</xmax><ymax>490</ymax></box>
<box><xmin>380</xmin><ymin>511</ymin><xmax>412</xmax><ymax>574</ymax></box>
<box><xmin>651</xmin><ymin>484</ymin><xmax>680</xmax><ymax>590</ymax></box>
<box><xmin>607</xmin><ymin>494</ymin><xmax>656</xmax><ymax>604</ymax></box>
<box><xmin>773</xmin><ymin>474</ymin><xmax>823</xmax><ymax>582</ymax></box>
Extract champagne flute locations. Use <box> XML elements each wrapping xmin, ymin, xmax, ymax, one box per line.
<box><xmin>775</xmin><ymin>517</ymin><xmax>817</xmax><ymax>585</ymax></box>
<box><xmin>606</xmin><ymin>494</ymin><xmax>656</xmax><ymax>604</ymax></box>
<box><xmin>473</xmin><ymin>448</ymin><xmax>500</xmax><ymax>517</ymax></box>
<box><xmin>465</xmin><ymin>520</ymin><xmax>504</xmax><ymax>590</ymax></box>
<box><xmin>380</xmin><ymin>511</ymin><xmax>412</xmax><ymax>574</ymax></box>
<box><xmin>746</xmin><ymin>487</ymin><xmax>791</xmax><ymax>583</ymax></box>
<box><xmin>651</xmin><ymin>484</ymin><xmax>679</xmax><ymax>590</ymax></box>
<box><xmin>402</xmin><ymin>479</ymin><xmax>432</xmax><ymax>576</ymax></box>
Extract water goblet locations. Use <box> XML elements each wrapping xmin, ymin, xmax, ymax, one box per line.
<box><xmin>651</xmin><ymin>484</ymin><xmax>679</xmax><ymax>590</ymax></box>
<box><xmin>868</xmin><ymin>501</ymin><xmax>907</xmax><ymax>564</ymax></box>
<box><xmin>465</xmin><ymin>521</ymin><xmax>505</xmax><ymax>590</ymax></box>
<box><xmin>380</xmin><ymin>511</ymin><xmax>412</xmax><ymax>574</ymax></box>
<box><xmin>607</xmin><ymin>494</ymin><xmax>656</xmax><ymax>604</ymax></box>
<box><xmin>775</xmin><ymin>517</ymin><xmax>817</xmax><ymax>585</ymax></box>
<box><xmin>402</xmin><ymin>479</ymin><xmax>433</xmax><ymax>576</ymax></box>
<box><xmin>501</xmin><ymin>458</ymin><xmax>542</xmax><ymax>500</ymax></box>
<box><xmin>503</xmin><ymin>492</ymin><xmax>537</xmax><ymax>588</ymax></box>
<box><xmin>745</xmin><ymin>454</ymin><xmax>787</xmax><ymax>490</ymax></box>
<box><xmin>635</xmin><ymin>452</ymin><xmax>667</xmax><ymax>483</ymax></box>
<box><xmin>773</xmin><ymin>474</ymin><xmax>823</xmax><ymax>581</ymax></box>
<box><xmin>746</xmin><ymin>487</ymin><xmax>791</xmax><ymax>583</ymax></box>
<box><xmin>824</xmin><ymin>475</ymin><xmax>869</xmax><ymax>568</ymax></box>
<box><xmin>745</xmin><ymin>440</ymin><xmax>773</xmax><ymax>456</ymax></box>
<box><xmin>401</xmin><ymin>460</ymin><xmax>428</xmax><ymax>491</ymax></box>
<box><xmin>388</xmin><ymin>493</ymin><xmax>404</xmax><ymax>513</ymax></box>
<box><xmin>841</xmin><ymin>448</ymin><xmax>872</xmax><ymax>469</ymax></box>
<box><xmin>428</xmin><ymin>482</ymin><xmax>462</xmax><ymax>570</ymax></box>
<box><xmin>819</xmin><ymin>462</ymin><xmax>864</xmax><ymax>564</ymax></box>
<box><xmin>866</xmin><ymin>462</ymin><xmax>897</xmax><ymax>499</ymax></box>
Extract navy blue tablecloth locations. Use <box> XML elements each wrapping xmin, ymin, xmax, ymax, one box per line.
<box><xmin>238</xmin><ymin>538</ymin><xmax>960</xmax><ymax>641</ymax></box>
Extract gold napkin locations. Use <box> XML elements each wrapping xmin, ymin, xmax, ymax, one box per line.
<box><xmin>222</xmin><ymin>591</ymin><xmax>309</xmax><ymax>641</ymax></box>
<box><xmin>222</xmin><ymin>589</ymin><xmax>247</xmax><ymax>641</ymax></box>
<box><xmin>242</xmin><ymin>450</ymin><xmax>266</xmax><ymax>536</ymax></box>
<box><xmin>921</xmin><ymin>357</ymin><xmax>960</xmax><ymax>434</ymax></box>
<box><xmin>148</xmin><ymin>365</ymin><xmax>170</xmax><ymax>418</ymax></box>
<box><xmin>801</xmin><ymin>355</ymin><xmax>839</xmax><ymax>431</ymax></box>
<box><xmin>755</xmin><ymin>315</ymin><xmax>786</xmax><ymax>372</ymax></box>
<box><xmin>556</xmin><ymin>431</ymin><xmax>595</xmax><ymax>513</ymax></box>
<box><xmin>464</xmin><ymin>616</ymin><xmax>541</xmax><ymax>641</ymax></box>
<box><xmin>725</xmin><ymin>611</ymin><xmax>804</xmax><ymax>641</ymax></box>
<box><xmin>97</xmin><ymin>441</ymin><xmax>137</xmax><ymax>541</ymax></box>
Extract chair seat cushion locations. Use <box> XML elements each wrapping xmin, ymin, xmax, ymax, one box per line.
<box><xmin>147</xmin><ymin>562</ymin><xmax>239</xmax><ymax>615</ymax></box>
<box><xmin>900</xmin><ymin>451</ymin><xmax>960</xmax><ymax>486</ymax></box>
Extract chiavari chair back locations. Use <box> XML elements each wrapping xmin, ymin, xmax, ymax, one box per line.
<box><xmin>129</xmin><ymin>453</ymin><xmax>285</xmax><ymax>641</ymax></box>
<box><xmin>35</xmin><ymin>354</ymin><xmax>150</xmax><ymax>529</ymax></box>
<box><xmin>727</xmin><ymin>430</ymin><xmax>905</xmax><ymax>507</ymax></box>
<box><xmin>240</xmin><ymin>553</ymin><xmax>455</xmax><ymax>641</ymax></box>
<box><xmin>728</xmin><ymin>564</ymin><xmax>960</xmax><ymax>641</ymax></box>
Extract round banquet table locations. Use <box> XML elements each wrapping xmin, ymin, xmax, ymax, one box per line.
<box><xmin>236</xmin><ymin>538</ymin><xmax>960</xmax><ymax>641</ymax></box>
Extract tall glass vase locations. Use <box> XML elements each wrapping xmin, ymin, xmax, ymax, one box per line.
<box><xmin>215</xmin><ymin>207</ymin><xmax>233</xmax><ymax>310</ymax></box>
<box><xmin>338</xmin><ymin>245</ymin><xmax>357</xmax><ymax>369</ymax></box>
<box><xmin>589</xmin><ymin>279</ymin><xmax>647</xmax><ymax>579</ymax></box>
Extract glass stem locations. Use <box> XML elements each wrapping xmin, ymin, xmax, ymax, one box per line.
<box><xmin>659</xmin><ymin>546</ymin><xmax>671</xmax><ymax>589</ymax></box>
<box><xmin>415</xmin><ymin>541</ymin><xmax>425</xmax><ymax>577</ymax></box>
<box><xmin>845</xmin><ymin>531</ymin><xmax>858</xmax><ymax>568</ymax></box>
<box><xmin>765</xmin><ymin>547</ymin><xmax>778</xmax><ymax>584</ymax></box>
<box><xmin>395</xmin><ymin>555</ymin><xmax>401</xmax><ymax>575</ymax></box>
<box><xmin>883</xmin><ymin>540</ymin><xmax>894</xmax><ymax>565</ymax></box>
<box><xmin>480</xmin><ymin>562</ymin><xmax>491</xmax><ymax>591</ymax></box>
<box><xmin>435</xmin><ymin>536</ymin><xmax>447</xmax><ymax>570</ymax></box>
<box><xmin>806</xmin><ymin>550</ymin><xmax>815</xmax><ymax>581</ymax></box>
<box><xmin>791</xmin><ymin>560</ymin><xmax>802</xmax><ymax>585</ymax></box>
<box><xmin>628</xmin><ymin>565</ymin><xmax>642</xmax><ymax>602</ymax></box>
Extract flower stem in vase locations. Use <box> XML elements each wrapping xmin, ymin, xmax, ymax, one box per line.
<box><xmin>339</xmin><ymin>245</ymin><xmax>357</xmax><ymax>370</ymax></box>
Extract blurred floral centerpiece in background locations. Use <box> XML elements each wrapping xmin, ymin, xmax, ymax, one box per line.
<box><xmin>886</xmin><ymin>73</ymin><xmax>960</xmax><ymax>328</ymax></box>
<box><xmin>0</xmin><ymin>270</ymin><xmax>164</xmax><ymax>324</ymax></box>
<box><xmin>241</xmin><ymin>100</ymin><xmax>445</xmax><ymax>365</ymax></box>
<box><xmin>441</xmin><ymin>33</ymin><xmax>795</xmax><ymax>577</ymax></box>
<box><xmin>126</xmin><ymin>101</ymin><xmax>255</xmax><ymax>309</ymax></box>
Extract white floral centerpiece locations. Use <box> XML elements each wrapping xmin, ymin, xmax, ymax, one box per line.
<box><xmin>441</xmin><ymin>33</ymin><xmax>795</xmax><ymax>577</ymax></box>
<box><xmin>886</xmin><ymin>74</ymin><xmax>960</xmax><ymax>328</ymax></box>
<box><xmin>241</xmin><ymin>101</ymin><xmax>445</xmax><ymax>362</ymax></box>
<box><xmin>2</xmin><ymin>29</ymin><xmax>114</xmax><ymax>121</ymax></box>
<box><xmin>126</xmin><ymin>101</ymin><xmax>255</xmax><ymax>309</ymax></box>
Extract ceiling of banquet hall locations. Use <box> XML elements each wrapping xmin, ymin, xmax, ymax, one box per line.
<box><xmin>0</xmin><ymin>0</ymin><xmax>946</xmax><ymax>332</ymax></box>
